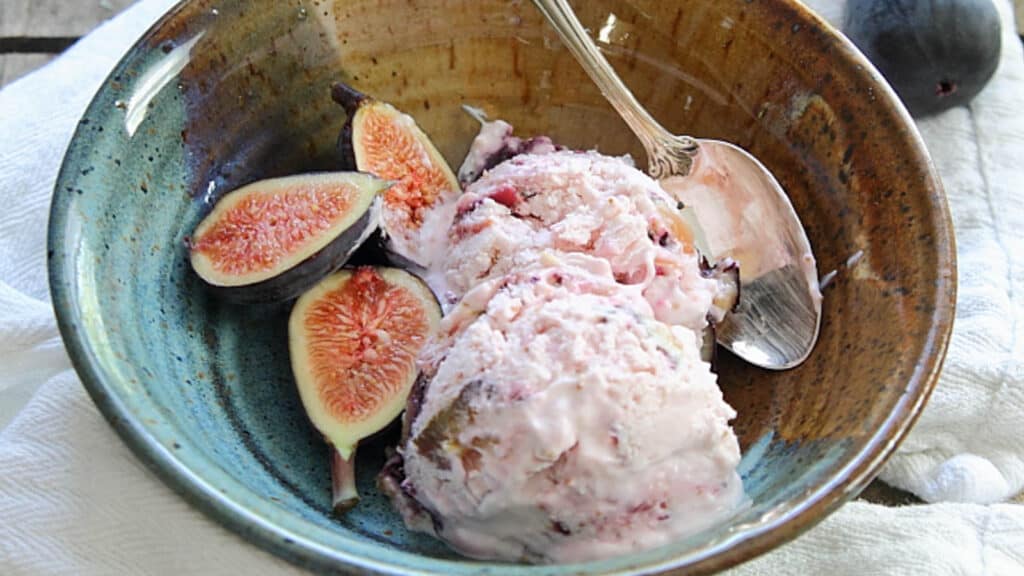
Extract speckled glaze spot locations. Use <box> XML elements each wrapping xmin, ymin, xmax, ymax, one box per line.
<box><xmin>47</xmin><ymin>0</ymin><xmax>954</xmax><ymax>575</ymax></box>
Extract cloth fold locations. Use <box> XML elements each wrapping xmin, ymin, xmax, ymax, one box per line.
<box><xmin>1</xmin><ymin>0</ymin><xmax>1022</xmax><ymax>574</ymax></box>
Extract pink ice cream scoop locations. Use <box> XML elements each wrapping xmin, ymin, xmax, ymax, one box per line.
<box><xmin>439</xmin><ymin>149</ymin><xmax>732</xmax><ymax>335</ymax></box>
<box><xmin>380</xmin><ymin>259</ymin><xmax>744</xmax><ymax>563</ymax></box>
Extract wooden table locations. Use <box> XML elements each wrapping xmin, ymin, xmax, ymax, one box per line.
<box><xmin>2</xmin><ymin>0</ymin><xmax>1021</xmax><ymax>509</ymax></box>
<box><xmin>0</xmin><ymin>0</ymin><xmax>134</xmax><ymax>86</ymax></box>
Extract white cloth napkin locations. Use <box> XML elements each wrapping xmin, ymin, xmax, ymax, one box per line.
<box><xmin>0</xmin><ymin>0</ymin><xmax>1021</xmax><ymax>574</ymax></box>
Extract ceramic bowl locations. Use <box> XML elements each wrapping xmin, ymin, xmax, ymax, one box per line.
<box><xmin>48</xmin><ymin>0</ymin><xmax>955</xmax><ymax>573</ymax></box>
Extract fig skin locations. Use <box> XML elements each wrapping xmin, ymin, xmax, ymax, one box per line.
<box><xmin>843</xmin><ymin>0</ymin><xmax>1002</xmax><ymax>118</ymax></box>
<box><xmin>331</xmin><ymin>82</ymin><xmax>365</xmax><ymax>170</ymax></box>
<box><xmin>189</xmin><ymin>172</ymin><xmax>387</xmax><ymax>304</ymax></box>
<box><xmin>288</xmin><ymin>266</ymin><xmax>442</xmax><ymax>512</ymax></box>
<box><xmin>411</xmin><ymin>379</ymin><xmax>485</xmax><ymax>470</ymax></box>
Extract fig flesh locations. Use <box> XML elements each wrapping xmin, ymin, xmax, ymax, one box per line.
<box><xmin>288</xmin><ymin>266</ymin><xmax>441</xmax><ymax>511</ymax></box>
<box><xmin>332</xmin><ymin>83</ymin><xmax>460</xmax><ymax>268</ymax></box>
<box><xmin>843</xmin><ymin>0</ymin><xmax>1002</xmax><ymax>118</ymax></box>
<box><xmin>189</xmin><ymin>172</ymin><xmax>387</xmax><ymax>303</ymax></box>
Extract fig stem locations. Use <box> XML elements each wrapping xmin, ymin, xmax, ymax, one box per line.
<box><xmin>460</xmin><ymin>104</ymin><xmax>490</xmax><ymax>125</ymax></box>
<box><xmin>331</xmin><ymin>81</ymin><xmax>367</xmax><ymax>115</ymax></box>
<box><xmin>331</xmin><ymin>445</ymin><xmax>359</xmax><ymax>513</ymax></box>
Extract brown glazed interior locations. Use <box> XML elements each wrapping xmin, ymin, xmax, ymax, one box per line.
<box><xmin>132</xmin><ymin>0</ymin><xmax>954</xmax><ymax>572</ymax></box>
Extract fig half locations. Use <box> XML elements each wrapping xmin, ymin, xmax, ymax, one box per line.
<box><xmin>189</xmin><ymin>172</ymin><xmax>387</xmax><ymax>303</ymax></box>
<box><xmin>332</xmin><ymin>83</ymin><xmax>459</xmax><ymax>268</ymax></box>
<box><xmin>288</xmin><ymin>266</ymin><xmax>441</xmax><ymax>512</ymax></box>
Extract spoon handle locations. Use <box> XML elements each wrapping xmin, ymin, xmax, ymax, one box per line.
<box><xmin>530</xmin><ymin>0</ymin><xmax>696</xmax><ymax>173</ymax></box>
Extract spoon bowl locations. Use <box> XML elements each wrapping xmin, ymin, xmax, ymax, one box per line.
<box><xmin>666</xmin><ymin>140</ymin><xmax>823</xmax><ymax>369</ymax></box>
<box><xmin>531</xmin><ymin>0</ymin><xmax>822</xmax><ymax>369</ymax></box>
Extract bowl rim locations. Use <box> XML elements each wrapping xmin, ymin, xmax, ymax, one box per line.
<box><xmin>47</xmin><ymin>0</ymin><xmax>956</xmax><ymax>574</ymax></box>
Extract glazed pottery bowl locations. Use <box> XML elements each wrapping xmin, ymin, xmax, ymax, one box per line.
<box><xmin>48</xmin><ymin>0</ymin><xmax>955</xmax><ymax>574</ymax></box>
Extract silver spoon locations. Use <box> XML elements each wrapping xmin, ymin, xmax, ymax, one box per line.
<box><xmin>531</xmin><ymin>0</ymin><xmax>822</xmax><ymax>370</ymax></box>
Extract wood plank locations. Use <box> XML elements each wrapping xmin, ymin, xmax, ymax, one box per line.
<box><xmin>0</xmin><ymin>0</ymin><xmax>135</xmax><ymax>38</ymax></box>
<box><xmin>0</xmin><ymin>53</ymin><xmax>55</xmax><ymax>88</ymax></box>
<box><xmin>858</xmin><ymin>480</ymin><xmax>923</xmax><ymax>507</ymax></box>
<box><xmin>1017</xmin><ymin>0</ymin><xmax>1024</xmax><ymax>37</ymax></box>
<box><xmin>861</xmin><ymin>480</ymin><xmax>1024</xmax><ymax>506</ymax></box>
<box><xmin>0</xmin><ymin>37</ymin><xmax>79</xmax><ymax>53</ymax></box>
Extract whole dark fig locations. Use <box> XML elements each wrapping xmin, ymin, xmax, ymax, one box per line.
<box><xmin>843</xmin><ymin>0</ymin><xmax>1002</xmax><ymax>118</ymax></box>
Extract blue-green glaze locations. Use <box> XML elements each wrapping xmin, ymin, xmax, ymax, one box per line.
<box><xmin>47</xmin><ymin>0</ymin><xmax>954</xmax><ymax>574</ymax></box>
